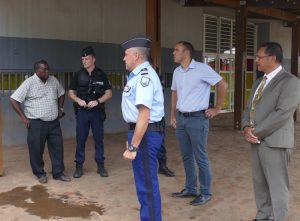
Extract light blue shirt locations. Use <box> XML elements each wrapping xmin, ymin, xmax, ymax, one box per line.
<box><xmin>171</xmin><ymin>59</ymin><xmax>222</xmax><ymax>112</ymax></box>
<box><xmin>121</xmin><ymin>61</ymin><xmax>164</xmax><ymax>123</ymax></box>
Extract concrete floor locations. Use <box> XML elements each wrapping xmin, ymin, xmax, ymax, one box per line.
<box><xmin>0</xmin><ymin>113</ymin><xmax>300</xmax><ymax>221</ymax></box>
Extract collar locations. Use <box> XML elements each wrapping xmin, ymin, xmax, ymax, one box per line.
<box><xmin>264</xmin><ymin>65</ymin><xmax>282</xmax><ymax>81</ymax></box>
<box><xmin>178</xmin><ymin>59</ymin><xmax>196</xmax><ymax>72</ymax></box>
<box><xmin>131</xmin><ymin>61</ymin><xmax>151</xmax><ymax>76</ymax></box>
<box><xmin>83</xmin><ymin>67</ymin><xmax>96</xmax><ymax>75</ymax></box>
<box><xmin>33</xmin><ymin>73</ymin><xmax>48</xmax><ymax>84</ymax></box>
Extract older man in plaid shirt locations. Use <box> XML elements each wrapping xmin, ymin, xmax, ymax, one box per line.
<box><xmin>10</xmin><ymin>59</ymin><xmax>71</xmax><ymax>184</ymax></box>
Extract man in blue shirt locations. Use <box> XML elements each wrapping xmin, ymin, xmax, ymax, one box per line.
<box><xmin>170</xmin><ymin>41</ymin><xmax>227</xmax><ymax>206</ymax></box>
<box><xmin>121</xmin><ymin>36</ymin><xmax>164</xmax><ymax>221</ymax></box>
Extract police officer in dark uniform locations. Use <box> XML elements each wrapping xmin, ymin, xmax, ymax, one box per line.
<box><xmin>157</xmin><ymin>77</ymin><xmax>175</xmax><ymax>177</ymax></box>
<box><xmin>149</xmin><ymin>59</ymin><xmax>175</xmax><ymax>178</ymax></box>
<box><xmin>157</xmin><ymin>117</ymin><xmax>175</xmax><ymax>177</ymax></box>
<box><xmin>68</xmin><ymin>46</ymin><xmax>112</xmax><ymax>178</ymax></box>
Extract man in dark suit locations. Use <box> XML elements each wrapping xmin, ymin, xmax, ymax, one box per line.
<box><xmin>242</xmin><ymin>42</ymin><xmax>300</xmax><ymax>221</ymax></box>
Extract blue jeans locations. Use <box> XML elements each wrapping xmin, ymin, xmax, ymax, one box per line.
<box><xmin>175</xmin><ymin>112</ymin><xmax>212</xmax><ymax>197</ymax></box>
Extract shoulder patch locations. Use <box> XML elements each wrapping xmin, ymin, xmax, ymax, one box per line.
<box><xmin>140</xmin><ymin>68</ymin><xmax>148</xmax><ymax>75</ymax></box>
<box><xmin>140</xmin><ymin>76</ymin><xmax>150</xmax><ymax>87</ymax></box>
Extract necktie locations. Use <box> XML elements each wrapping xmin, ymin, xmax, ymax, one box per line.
<box><xmin>249</xmin><ymin>76</ymin><xmax>267</xmax><ymax>127</ymax></box>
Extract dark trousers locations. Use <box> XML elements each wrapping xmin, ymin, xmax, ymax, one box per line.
<box><xmin>157</xmin><ymin>117</ymin><xmax>166</xmax><ymax>165</ymax></box>
<box><xmin>157</xmin><ymin>133</ymin><xmax>167</xmax><ymax>165</ymax></box>
<box><xmin>27</xmin><ymin>119</ymin><xmax>64</xmax><ymax>178</ymax></box>
<box><xmin>128</xmin><ymin>130</ymin><xmax>163</xmax><ymax>221</ymax></box>
<box><xmin>75</xmin><ymin>109</ymin><xmax>105</xmax><ymax>165</ymax></box>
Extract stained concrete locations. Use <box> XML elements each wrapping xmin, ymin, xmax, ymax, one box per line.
<box><xmin>0</xmin><ymin>113</ymin><xmax>299</xmax><ymax>221</ymax></box>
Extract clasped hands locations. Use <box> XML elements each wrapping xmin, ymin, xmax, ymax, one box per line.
<box><xmin>243</xmin><ymin>127</ymin><xmax>260</xmax><ymax>144</ymax></box>
<box><xmin>77</xmin><ymin>99</ymin><xmax>99</xmax><ymax>109</ymax></box>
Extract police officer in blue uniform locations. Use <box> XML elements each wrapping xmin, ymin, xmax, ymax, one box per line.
<box><xmin>121</xmin><ymin>36</ymin><xmax>164</xmax><ymax>221</ymax></box>
<box><xmin>68</xmin><ymin>46</ymin><xmax>112</xmax><ymax>178</ymax></box>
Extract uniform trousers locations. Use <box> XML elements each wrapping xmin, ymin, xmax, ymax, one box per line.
<box><xmin>128</xmin><ymin>130</ymin><xmax>163</xmax><ymax>221</ymax></box>
<box><xmin>175</xmin><ymin>111</ymin><xmax>212</xmax><ymax>197</ymax></box>
<box><xmin>251</xmin><ymin>142</ymin><xmax>291</xmax><ymax>221</ymax></box>
<box><xmin>157</xmin><ymin>117</ymin><xmax>166</xmax><ymax>165</ymax></box>
<box><xmin>157</xmin><ymin>137</ymin><xmax>166</xmax><ymax>165</ymax></box>
<box><xmin>75</xmin><ymin>109</ymin><xmax>105</xmax><ymax>165</ymax></box>
<box><xmin>27</xmin><ymin>119</ymin><xmax>64</xmax><ymax>178</ymax></box>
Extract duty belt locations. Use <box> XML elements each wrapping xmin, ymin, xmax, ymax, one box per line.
<box><xmin>178</xmin><ymin>110</ymin><xmax>205</xmax><ymax>117</ymax></box>
<box><xmin>128</xmin><ymin>120</ymin><xmax>163</xmax><ymax>131</ymax></box>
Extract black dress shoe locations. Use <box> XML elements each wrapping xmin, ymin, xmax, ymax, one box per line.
<box><xmin>252</xmin><ymin>218</ymin><xmax>274</xmax><ymax>221</ymax></box>
<box><xmin>190</xmin><ymin>195</ymin><xmax>212</xmax><ymax>206</ymax></box>
<box><xmin>73</xmin><ymin>164</ymin><xmax>83</xmax><ymax>178</ymax></box>
<box><xmin>37</xmin><ymin>175</ymin><xmax>48</xmax><ymax>184</ymax></box>
<box><xmin>97</xmin><ymin>163</ymin><xmax>108</xmax><ymax>177</ymax></box>
<box><xmin>54</xmin><ymin>173</ymin><xmax>71</xmax><ymax>182</ymax></box>
<box><xmin>158</xmin><ymin>165</ymin><xmax>175</xmax><ymax>177</ymax></box>
<box><xmin>172</xmin><ymin>189</ymin><xmax>197</xmax><ymax>198</ymax></box>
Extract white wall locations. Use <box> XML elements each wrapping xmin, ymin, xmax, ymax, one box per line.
<box><xmin>161</xmin><ymin>0</ymin><xmax>204</xmax><ymax>50</ymax></box>
<box><xmin>0</xmin><ymin>0</ymin><xmax>238</xmax><ymax>50</ymax></box>
<box><xmin>269</xmin><ymin>21</ymin><xmax>292</xmax><ymax>59</ymax></box>
<box><xmin>0</xmin><ymin>0</ymin><xmax>145</xmax><ymax>43</ymax></box>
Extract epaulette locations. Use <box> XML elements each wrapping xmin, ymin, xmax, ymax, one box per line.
<box><xmin>140</xmin><ymin>68</ymin><xmax>148</xmax><ymax>75</ymax></box>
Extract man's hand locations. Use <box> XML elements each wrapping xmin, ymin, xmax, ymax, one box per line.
<box><xmin>243</xmin><ymin>126</ymin><xmax>260</xmax><ymax>144</ymax></box>
<box><xmin>21</xmin><ymin>116</ymin><xmax>30</xmax><ymax>129</ymax></box>
<box><xmin>58</xmin><ymin>108</ymin><xmax>65</xmax><ymax>118</ymax></box>
<box><xmin>77</xmin><ymin>99</ymin><xmax>87</xmax><ymax>107</ymax></box>
<box><xmin>123</xmin><ymin>141</ymin><xmax>137</xmax><ymax>160</ymax></box>
<box><xmin>123</xmin><ymin>149</ymin><xmax>137</xmax><ymax>160</ymax></box>
<box><xmin>205</xmin><ymin>108</ymin><xmax>220</xmax><ymax>119</ymax></box>
<box><xmin>87</xmin><ymin>100</ymin><xmax>98</xmax><ymax>109</ymax></box>
<box><xmin>170</xmin><ymin>115</ymin><xmax>176</xmax><ymax>128</ymax></box>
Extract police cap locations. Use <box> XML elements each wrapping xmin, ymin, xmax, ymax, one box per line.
<box><xmin>121</xmin><ymin>35</ymin><xmax>151</xmax><ymax>50</ymax></box>
<box><xmin>81</xmin><ymin>46</ymin><xmax>96</xmax><ymax>57</ymax></box>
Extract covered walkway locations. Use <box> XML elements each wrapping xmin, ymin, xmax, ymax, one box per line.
<box><xmin>0</xmin><ymin>113</ymin><xmax>300</xmax><ymax>221</ymax></box>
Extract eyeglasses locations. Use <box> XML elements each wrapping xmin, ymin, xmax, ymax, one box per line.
<box><xmin>255</xmin><ymin>55</ymin><xmax>271</xmax><ymax>61</ymax></box>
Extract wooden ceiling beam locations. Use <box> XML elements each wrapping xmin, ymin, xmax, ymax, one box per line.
<box><xmin>183</xmin><ymin>0</ymin><xmax>298</xmax><ymax>22</ymax></box>
<box><xmin>246</xmin><ymin>0</ymin><xmax>300</xmax><ymax>8</ymax></box>
<box><xmin>247</xmin><ymin>6</ymin><xmax>298</xmax><ymax>22</ymax></box>
<box><xmin>182</xmin><ymin>0</ymin><xmax>239</xmax><ymax>8</ymax></box>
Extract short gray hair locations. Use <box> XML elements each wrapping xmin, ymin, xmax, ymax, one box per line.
<box><xmin>134</xmin><ymin>47</ymin><xmax>151</xmax><ymax>61</ymax></box>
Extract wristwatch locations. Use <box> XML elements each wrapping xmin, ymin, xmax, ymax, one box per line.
<box><xmin>128</xmin><ymin>144</ymin><xmax>138</xmax><ymax>152</ymax></box>
<box><xmin>96</xmin><ymin>99</ymin><xmax>101</xmax><ymax>106</ymax></box>
<box><xmin>59</xmin><ymin>107</ymin><xmax>64</xmax><ymax>112</ymax></box>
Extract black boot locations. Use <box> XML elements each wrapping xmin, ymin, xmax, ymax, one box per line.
<box><xmin>73</xmin><ymin>164</ymin><xmax>83</xmax><ymax>178</ymax></box>
<box><xmin>97</xmin><ymin>163</ymin><xmax>108</xmax><ymax>177</ymax></box>
<box><xmin>158</xmin><ymin>164</ymin><xmax>175</xmax><ymax>177</ymax></box>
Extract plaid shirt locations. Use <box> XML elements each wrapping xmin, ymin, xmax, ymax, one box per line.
<box><xmin>11</xmin><ymin>74</ymin><xmax>65</xmax><ymax>121</ymax></box>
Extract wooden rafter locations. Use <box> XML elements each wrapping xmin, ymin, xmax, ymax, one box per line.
<box><xmin>183</xmin><ymin>0</ymin><xmax>298</xmax><ymax>21</ymax></box>
<box><xmin>247</xmin><ymin>6</ymin><xmax>298</xmax><ymax>22</ymax></box>
<box><xmin>146</xmin><ymin>0</ymin><xmax>161</xmax><ymax>73</ymax></box>
<box><xmin>246</xmin><ymin>0</ymin><xmax>300</xmax><ymax>8</ymax></box>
